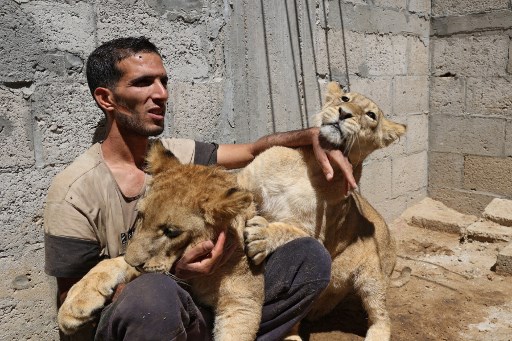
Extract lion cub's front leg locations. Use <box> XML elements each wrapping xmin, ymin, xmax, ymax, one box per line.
<box><xmin>244</xmin><ymin>216</ymin><xmax>309</xmax><ymax>265</ymax></box>
<box><xmin>58</xmin><ymin>257</ymin><xmax>140</xmax><ymax>335</ymax></box>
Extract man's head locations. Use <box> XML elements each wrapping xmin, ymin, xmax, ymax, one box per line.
<box><xmin>86</xmin><ymin>36</ymin><xmax>160</xmax><ymax>95</ymax></box>
<box><xmin>87</xmin><ymin>36</ymin><xmax>169</xmax><ymax>137</ymax></box>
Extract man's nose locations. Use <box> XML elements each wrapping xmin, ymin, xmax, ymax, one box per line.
<box><xmin>153</xmin><ymin>81</ymin><xmax>168</xmax><ymax>101</ymax></box>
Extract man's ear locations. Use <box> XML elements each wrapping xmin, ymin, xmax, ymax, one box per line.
<box><xmin>93</xmin><ymin>87</ymin><xmax>115</xmax><ymax>113</ymax></box>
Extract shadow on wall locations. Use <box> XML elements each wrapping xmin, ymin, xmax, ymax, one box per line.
<box><xmin>92</xmin><ymin>117</ymin><xmax>106</xmax><ymax>144</ymax></box>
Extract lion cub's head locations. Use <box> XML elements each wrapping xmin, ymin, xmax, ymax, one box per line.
<box><xmin>314</xmin><ymin>82</ymin><xmax>406</xmax><ymax>164</ymax></box>
<box><xmin>124</xmin><ymin>141</ymin><xmax>254</xmax><ymax>274</ymax></box>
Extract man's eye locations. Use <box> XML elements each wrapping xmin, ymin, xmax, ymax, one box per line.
<box><xmin>134</xmin><ymin>80</ymin><xmax>152</xmax><ymax>87</ymax></box>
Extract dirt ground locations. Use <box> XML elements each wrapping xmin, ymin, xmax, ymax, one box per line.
<box><xmin>300</xmin><ymin>218</ymin><xmax>512</xmax><ymax>341</ymax></box>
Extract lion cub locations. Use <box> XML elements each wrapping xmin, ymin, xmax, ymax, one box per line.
<box><xmin>58</xmin><ymin>141</ymin><xmax>264</xmax><ymax>341</ymax></box>
<box><xmin>239</xmin><ymin>82</ymin><xmax>410</xmax><ymax>341</ymax></box>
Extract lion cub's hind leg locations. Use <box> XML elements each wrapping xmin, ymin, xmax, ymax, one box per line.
<box><xmin>354</xmin><ymin>264</ymin><xmax>391</xmax><ymax>341</ymax></box>
<box><xmin>244</xmin><ymin>216</ymin><xmax>309</xmax><ymax>265</ymax></box>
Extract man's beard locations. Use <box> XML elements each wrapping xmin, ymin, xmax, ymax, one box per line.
<box><xmin>115</xmin><ymin>107</ymin><xmax>165</xmax><ymax>137</ymax></box>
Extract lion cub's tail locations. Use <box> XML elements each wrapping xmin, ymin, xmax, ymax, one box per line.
<box><xmin>389</xmin><ymin>266</ymin><xmax>412</xmax><ymax>288</ymax></box>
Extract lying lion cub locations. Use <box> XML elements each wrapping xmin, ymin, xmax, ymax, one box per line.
<box><xmin>239</xmin><ymin>82</ymin><xmax>411</xmax><ymax>341</ymax></box>
<box><xmin>58</xmin><ymin>141</ymin><xmax>264</xmax><ymax>341</ymax></box>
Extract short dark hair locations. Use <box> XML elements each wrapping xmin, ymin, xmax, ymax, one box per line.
<box><xmin>86</xmin><ymin>36</ymin><xmax>161</xmax><ymax>95</ymax></box>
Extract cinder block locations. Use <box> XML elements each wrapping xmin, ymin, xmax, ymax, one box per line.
<box><xmin>432</xmin><ymin>11</ymin><xmax>512</xmax><ymax>36</ymax></box>
<box><xmin>506</xmin><ymin>120</ymin><xmax>512</xmax><ymax>157</ymax></box>
<box><xmin>374</xmin><ymin>0</ymin><xmax>406</xmax><ymax>10</ymax></box>
<box><xmin>466</xmin><ymin>77</ymin><xmax>512</xmax><ymax>118</ymax></box>
<box><xmin>392</xmin><ymin>151</ymin><xmax>428</xmax><ymax>197</ymax></box>
<box><xmin>484</xmin><ymin>198</ymin><xmax>512</xmax><ymax>227</ymax></box>
<box><xmin>365</xmin><ymin>34</ymin><xmax>408</xmax><ymax>76</ymax></box>
<box><xmin>407</xmin><ymin>36</ymin><xmax>429</xmax><ymax>76</ymax></box>
<box><xmin>461</xmin><ymin>220</ymin><xmax>512</xmax><ymax>243</ymax></box>
<box><xmin>428</xmin><ymin>152</ymin><xmax>464</xmax><ymax>188</ymax></box>
<box><xmin>406</xmin><ymin>113</ymin><xmax>428</xmax><ymax>154</ymax></box>
<box><xmin>0</xmin><ymin>87</ymin><xmax>34</xmax><ymax>168</ymax></box>
<box><xmin>508</xmin><ymin>40</ymin><xmax>512</xmax><ymax>74</ymax></box>
<box><xmin>31</xmin><ymin>82</ymin><xmax>100</xmax><ymax>166</ymax></box>
<box><xmin>429</xmin><ymin>76</ymin><xmax>465</xmax><ymax>115</ymax></box>
<box><xmin>0</xmin><ymin>1</ymin><xmax>41</xmax><ymax>82</ymax></box>
<box><xmin>23</xmin><ymin>1</ymin><xmax>95</xmax><ymax>56</ymax></box>
<box><xmin>408</xmin><ymin>0</ymin><xmax>431</xmax><ymax>16</ymax></box>
<box><xmin>431</xmin><ymin>0</ymin><xmax>509</xmax><ymax>17</ymax></box>
<box><xmin>400</xmin><ymin>197</ymin><xmax>478</xmax><ymax>234</ymax></box>
<box><xmin>495</xmin><ymin>242</ymin><xmax>512</xmax><ymax>276</ymax></box>
<box><xmin>171</xmin><ymin>80</ymin><xmax>227</xmax><ymax>142</ymax></box>
<box><xmin>428</xmin><ymin>187</ymin><xmax>494</xmax><ymax>216</ymax></box>
<box><xmin>464</xmin><ymin>155</ymin><xmax>512</xmax><ymax>197</ymax></box>
<box><xmin>393</xmin><ymin>76</ymin><xmax>429</xmax><ymax>114</ymax></box>
<box><xmin>431</xmin><ymin>35</ymin><xmax>509</xmax><ymax>77</ymax></box>
<box><xmin>368</xmin><ymin>194</ymin><xmax>408</xmax><ymax>223</ymax></box>
<box><xmin>359</xmin><ymin>158</ymin><xmax>392</xmax><ymax>203</ymax></box>
<box><xmin>326</xmin><ymin>30</ymin><xmax>366</xmax><ymax>83</ymax></box>
<box><xmin>429</xmin><ymin>115</ymin><xmax>506</xmax><ymax>156</ymax></box>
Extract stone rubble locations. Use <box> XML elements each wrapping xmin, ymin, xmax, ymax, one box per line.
<box><xmin>402</xmin><ymin>197</ymin><xmax>512</xmax><ymax>276</ymax></box>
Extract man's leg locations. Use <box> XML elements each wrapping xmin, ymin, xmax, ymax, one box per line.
<box><xmin>95</xmin><ymin>273</ymin><xmax>213</xmax><ymax>341</ymax></box>
<box><xmin>257</xmin><ymin>237</ymin><xmax>331</xmax><ymax>341</ymax></box>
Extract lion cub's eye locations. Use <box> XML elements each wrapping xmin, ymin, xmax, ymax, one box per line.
<box><xmin>162</xmin><ymin>226</ymin><xmax>182</xmax><ymax>238</ymax></box>
<box><xmin>366</xmin><ymin>111</ymin><xmax>377</xmax><ymax>120</ymax></box>
<box><xmin>341</xmin><ymin>96</ymin><xmax>350</xmax><ymax>102</ymax></box>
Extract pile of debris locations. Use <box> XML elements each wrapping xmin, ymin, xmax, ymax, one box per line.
<box><xmin>401</xmin><ymin>197</ymin><xmax>512</xmax><ymax>275</ymax></box>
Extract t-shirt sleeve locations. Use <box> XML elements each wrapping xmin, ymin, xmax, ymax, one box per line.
<box><xmin>158</xmin><ymin>138</ymin><xmax>218</xmax><ymax>165</ymax></box>
<box><xmin>194</xmin><ymin>141</ymin><xmax>218</xmax><ymax>165</ymax></box>
<box><xmin>44</xmin><ymin>199</ymin><xmax>101</xmax><ymax>278</ymax></box>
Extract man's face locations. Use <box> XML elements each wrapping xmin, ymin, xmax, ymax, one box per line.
<box><xmin>111</xmin><ymin>52</ymin><xmax>169</xmax><ymax>136</ymax></box>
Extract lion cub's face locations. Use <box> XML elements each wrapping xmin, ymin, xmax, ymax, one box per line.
<box><xmin>124</xmin><ymin>141</ymin><xmax>253</xmax><ymax>274</ymax></box>
<box><xmin>314</xmin><ymin>82</ymin><xmax>406</xmax><ymax>163</ymax></box>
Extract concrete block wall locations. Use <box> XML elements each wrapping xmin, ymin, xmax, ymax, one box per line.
<box><xmin>1</xmin><ymin>0</ymin><xmax>429</xmax><ymax>339</ymax></box>
<box><xmin>429</xmin><ymin>0</ymin><xmax>512</xmax><ymax>215</ymax></box>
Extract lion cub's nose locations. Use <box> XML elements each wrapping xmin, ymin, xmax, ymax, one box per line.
<box><xmin>338</xmin><ymin>108</ymin><xmax>353</xmax><ymax>121</ymax></box>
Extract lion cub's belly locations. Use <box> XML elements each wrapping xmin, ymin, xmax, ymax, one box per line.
<box><xmin>238</xmin><ymin>146</ymin><xmax>319</xmax><ymax>234</ymax></box>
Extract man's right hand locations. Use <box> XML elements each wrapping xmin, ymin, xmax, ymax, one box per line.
<box><xmin>173</xmin><ymin>230</ymin><xmax>236</xmax><ymax>280</ymax></box>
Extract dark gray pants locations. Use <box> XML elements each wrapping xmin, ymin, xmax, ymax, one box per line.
<box><xmin>95</xmin><ymin>237</ymin><xmax>331</xmax><ymax>341</ymax></box>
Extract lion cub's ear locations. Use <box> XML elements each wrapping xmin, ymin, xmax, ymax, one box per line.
<box><xmin>145</xmin><ymin>140</ymin><xmax>181</xmax><ymax>175</ymax></box>
<box><xmin>203</xmin><ymin>188</ymin><xmax>253</xmax><ymax>225</ymax></box>
<box><xmin>380</xmin><ymin>118</ymin><xmax>407</xmax><ymax>147</ymax></box>
<box><xmin>324</xmin><ymin>81</ymin><xmax>345</xmax><ymax>105</ymax></box>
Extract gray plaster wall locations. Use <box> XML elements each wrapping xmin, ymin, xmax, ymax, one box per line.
<box><xmin>0</xmin><ymin>0</ymin><xmax>430</xmax><ymax>339</ymax></box>
<box><xmin>429</xmin><ymin>0</ymin><xmax>512</xmax><ymax>215</ymax></box>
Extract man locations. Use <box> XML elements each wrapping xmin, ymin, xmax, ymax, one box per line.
<box><xmin>44</xmin><ymin>36</ymin><xmax>356</xmax><ymax>340</ymax></box>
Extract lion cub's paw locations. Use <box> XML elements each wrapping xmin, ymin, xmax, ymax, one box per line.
<box><xmin>58</xmin><ymin>271</ymin><xmax>119</xmax><ymax>334</ymax></box>
<box><xmin>244</xmin><ymin>216</ymin><xmax>270</xmax><ymax>265</ymax></box>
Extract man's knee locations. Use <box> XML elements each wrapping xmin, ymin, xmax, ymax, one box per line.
<box><xmin>96</xmin><ymin>273</ymin><xmax>209</xmax><ymax>340</ymax></box>
<box><xmin>265</xmin><ymin>237</ymin><xmax>331</xmax><ymax>297</ymax></box>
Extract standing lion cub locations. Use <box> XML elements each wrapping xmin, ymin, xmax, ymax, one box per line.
<box><xmin>58</xmin><ymin>141</ymin><xmax>264</xmax><ymax>341</ymax></box>
<box><xmin>239</xmin><ymin>81</ymin><xmax>410</xmax><ymax>341</ymax></box>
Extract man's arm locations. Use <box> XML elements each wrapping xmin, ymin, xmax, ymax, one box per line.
<box><xmin>217</xmin><ymin>127</ymin><xmax>357</xmax><ymax>193</ymax></box>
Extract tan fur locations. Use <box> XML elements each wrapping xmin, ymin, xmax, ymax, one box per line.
<box><xmin>58</xmin><ymin>141</ymin><xmax>264</xmax><ymax>341</ymax></box>
<box><xmin>239</xmin><ymin>82</ymin><xmax>410</xmax><ymax>341</ymax></box>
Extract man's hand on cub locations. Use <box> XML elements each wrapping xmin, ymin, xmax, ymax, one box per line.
<box><xmin>173</xmin><ymin>230</ymin><xmax>237</xmax><ymax>280</ymax></box>
<box><xmin>311</xmin><ymin>127</ymin><xmax>357</xmax><ymax>196</ymax></box>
